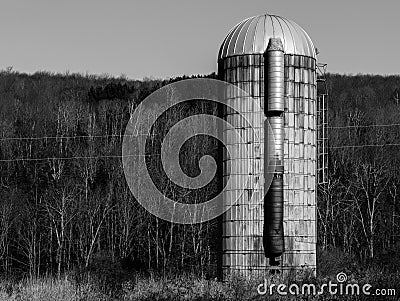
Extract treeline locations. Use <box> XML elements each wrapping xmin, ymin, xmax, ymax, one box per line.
<box><xmin>0</xmin><ymin>69</ymin><xmax>399</xmax><ymax>280</ymax></box>
<box><xmin>0</xmin><ymin>70</ymin><xmax>219</xmax><ymax>279</ymax></box>
<box><xmin>319</xmin><ymin>73</ymin><xmax>400</xmax><ymax>261</ymax></box>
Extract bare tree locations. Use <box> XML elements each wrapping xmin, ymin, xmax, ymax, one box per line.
<box><xmin>350</xmin><ymin>161</ymin><xmax>389</xmax><ymax>259</ymax></box>
<box><xmin>44</xmin><ymin>186</ymin><xmax>78</xmax><ymax>278</ymax></box>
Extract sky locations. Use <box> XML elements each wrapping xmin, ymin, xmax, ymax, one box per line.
<box><xmin>0</xmin><ymin>0</ymin><xmax>399</xmax><ymax>80</ymax></box>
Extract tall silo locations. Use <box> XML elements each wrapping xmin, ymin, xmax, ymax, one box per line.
<box><xmin>218</xmin><ymin>13</ymin><xmax>317</xmax><ymax>278</ymax></box>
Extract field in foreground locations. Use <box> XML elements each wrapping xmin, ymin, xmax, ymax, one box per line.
<box><xmin>1</xmin><ymin>250</ymin><xmax>399</xmax><ymax>301</ymax></box>
<box><xmin>0</xmin><ymin>272</ymin><xmax>398</xmax><ymax>301</ymax></box>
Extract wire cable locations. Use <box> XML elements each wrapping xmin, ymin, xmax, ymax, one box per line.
<box><xmin>0</xmin><ymin>153</ymin><xmax>158</xmax><ymax>163</ymax></box>
<box><xmin>0</xmin><ymin>133</ymin><xmax>151</xmax><ymax>141</ymax></box>
<box><xmin>328</xmin><ymin>123</ymin><xmax>400</xmax><ymax>129</ymax></box>
<box><xmin>1</xmin><ymin>123</ymin><xmax>400</xmax><ymax>141</ymax></box>
<box><xmin>328</xmin><ymin>143</ymin><xmax>400</xmax><ymax>149</ymax></box>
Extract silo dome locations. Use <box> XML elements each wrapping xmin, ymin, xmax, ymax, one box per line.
<box><xmin>218</xmin><ymin>14</ymin><xmax>316</xmax><ymax>60</ymax></box>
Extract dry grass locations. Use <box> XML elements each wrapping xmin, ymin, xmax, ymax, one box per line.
<box><xmin>0</xmin><ymin>263</ymin><xmax>399</xmax><ymax>301</ymax></box>
<box><xmin>0</xmin><ymin>277</ymin><xmax>108</xmax><ymax>301</ymax></box>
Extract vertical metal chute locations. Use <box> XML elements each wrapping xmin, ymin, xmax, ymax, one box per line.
<box><xmin>263</xmin><ymin>38</ymin><xmax>285</xmax><ymax>265</ymax></box>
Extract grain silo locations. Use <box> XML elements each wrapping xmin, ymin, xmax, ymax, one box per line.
<box><xmin>218</xmin><ymin>13</ymin><xmax>319</xmax><ymax>278</ymax></box>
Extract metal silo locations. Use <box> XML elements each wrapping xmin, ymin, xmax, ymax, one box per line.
<box><xmin>218</xmin><ymin>13</ymin><xmax>317</xmax><ymax>278</ymax></box>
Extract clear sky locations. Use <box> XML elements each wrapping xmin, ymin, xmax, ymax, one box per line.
<box><xmin>0</xmin><ymin>0</ymin><xmax>399</xmax><ymax>79</ymax></box>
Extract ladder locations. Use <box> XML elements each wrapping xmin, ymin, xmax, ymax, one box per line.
<box><xmin>316</xmin><ymin>63</ymin><xmax>328</xmax><ymax>185</ymax></box>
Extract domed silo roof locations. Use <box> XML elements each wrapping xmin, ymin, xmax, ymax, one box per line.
<box><xmin>218</xmin><ymin>13</ymin><xmax>316</xmax><ymax>60</ymax></box>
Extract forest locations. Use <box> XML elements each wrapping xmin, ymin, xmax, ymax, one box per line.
<box><xmin>0</xmin><ymin>69</ymin><xmax>400</xmax><ymax>299</ymax></box>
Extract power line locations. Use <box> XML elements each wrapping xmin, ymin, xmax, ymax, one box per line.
<box><xmin>328</xmin><ymin>123</ymin><xmax>400</xmax><ymax>129</ymax></box>
<box><xmin>1</xmin><ymin>123</ymin><xmax>400</xmax><ymax>141</ymax></box>
<box><xmin>1</xmin><ymin>143</ymin><xmax>400</xmax><ymax>162</ymax></box>
<box><xmin>328</xmin><ymin>143</ymin><xmax>400</xmax><ymax>149</ymax></box>
<box><xmin>0</xmin><ymin>154</ymin><xmax>157</xmax><ymax>163</ymax></box>
<box><xmin>0</xmin><ymin>133</ymin><xmax>152</xmax><ymax>141</ymax></box>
